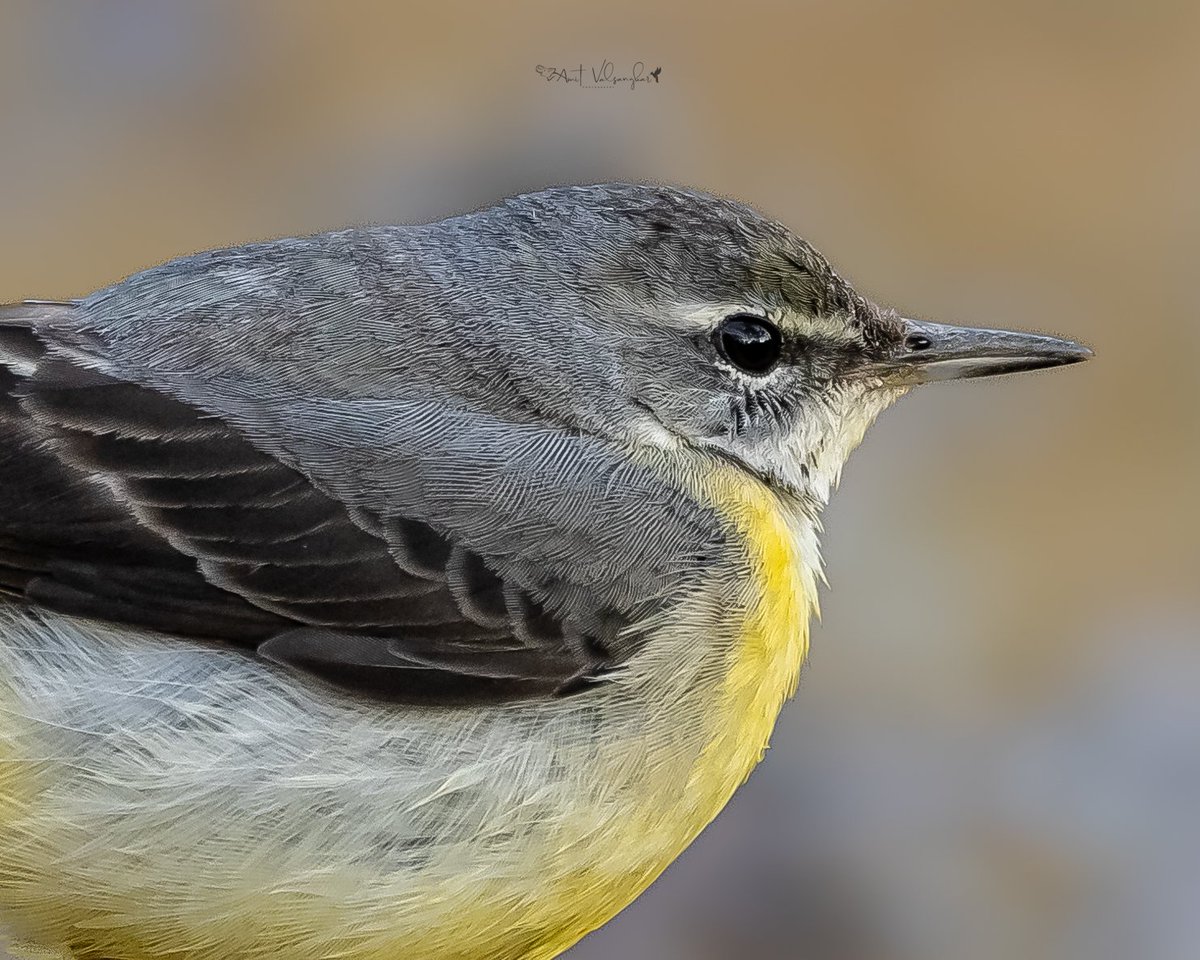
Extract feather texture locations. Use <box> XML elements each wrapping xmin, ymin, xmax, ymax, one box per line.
<box><xmin>0</xmin><ymin>183</ymin><xmax>899</xmax><ymax>960</ymax></box>
<box><xmin>0</xmin><ymin>304</ymin><xmax>678</xmax><ymax>702</ymax></box>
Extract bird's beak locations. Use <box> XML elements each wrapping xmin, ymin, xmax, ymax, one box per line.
<box><xmin>873</xmin><ymin>318</ymin><xmax>1093</xmax><ymax>384</ymax></box>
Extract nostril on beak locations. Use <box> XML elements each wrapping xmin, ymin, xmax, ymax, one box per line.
<box><xmin>905</xmin><ymin>334</ymin><xmax>932</xmax><ymax>352</ymax></box>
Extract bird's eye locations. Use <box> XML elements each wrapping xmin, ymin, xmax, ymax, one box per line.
<box><xmin>714</xmin><ymin>314</ymin><xmax>782</xmax><ymax>375</ymax></box>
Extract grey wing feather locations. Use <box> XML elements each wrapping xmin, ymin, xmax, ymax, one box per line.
<box><xmin>1</xmin><ymin>290</ymin><xmax>718</xmax><ymax>703</ymax></box>
<box><xmin>0</xmin><ymin>307</ymin><xmax>600</xmax><ymax>700</ymax></box>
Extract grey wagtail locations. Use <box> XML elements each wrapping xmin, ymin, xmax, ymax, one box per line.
<box><xmin>0</xmin><ymin>183</ymin><xmax>1089</xmax><ymax>960</ymax></box>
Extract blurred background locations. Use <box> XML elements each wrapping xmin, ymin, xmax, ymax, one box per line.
<box><xmin>0</xmin><ymin>1</ymin><xmax>1196</xmax><ymax>958</ymax></box>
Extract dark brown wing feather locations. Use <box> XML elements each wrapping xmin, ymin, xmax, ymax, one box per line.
<box><xmin>0</xmin><ymin>303</ymin><xmax>614</xmax><ymax>703</ymax></box>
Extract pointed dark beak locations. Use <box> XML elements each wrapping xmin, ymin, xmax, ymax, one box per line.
<box><xmin>875</xmin><ymin>318</ymin><xmax>1093</xmax><ymax>384</ymax></box>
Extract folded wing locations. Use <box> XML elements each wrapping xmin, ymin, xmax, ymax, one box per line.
<box><xmin>0</xmin><ymin>302</ymin><xmax>629</xmax><ymax>703</ymax></box>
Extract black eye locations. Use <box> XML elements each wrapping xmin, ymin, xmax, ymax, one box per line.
<box><xmin>714</xmin><ymin>314</ymin><xmax>782</xmax><ymax>375</ymax></box>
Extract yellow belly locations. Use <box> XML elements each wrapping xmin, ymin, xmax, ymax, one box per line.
<box><xmin>0</xmin><ymin>467</ymin><xmax>813</xmax><ymax>960</ymax></box>
<box><xmin>507</xmin><ymin>466</ymin><xmax>815</xmax><ymax>960</ymax></box>
<box><xmin>686</xmin><ymin>465</ymin><xmax>813</xmax><ymax>809</ymax></box>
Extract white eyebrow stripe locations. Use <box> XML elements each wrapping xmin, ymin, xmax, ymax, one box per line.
<box><xmin>672</xmin><ymin>302</ymin><xmax>863</xmax><ymax>347</ymax></box>
<box><xmin>788</xmin><ymin>312</ymin><xmax>863</xmax><ymax>342</ymax></box>
<box><xmin>671</xmin><ymin>302</ymin><xmax>767</xmax><ymax>331</ymax></box>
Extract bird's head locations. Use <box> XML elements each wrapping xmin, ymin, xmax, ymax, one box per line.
<box><xmin>456</xmin><ymin>184</ymin><xmax>1090</xmax><ymax>507</ymax></box>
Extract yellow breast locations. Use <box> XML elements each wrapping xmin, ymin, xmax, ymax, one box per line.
<box><xmin>491</xmin><ymin>466</ymin><xmax>816</xmax><ymax>960</ymax></box>
<box><xmin>682</xmin><ymin>463</ymin><xmax>815</xmax><ymax>830</ymax></box>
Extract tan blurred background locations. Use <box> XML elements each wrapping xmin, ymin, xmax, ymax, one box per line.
<box><xmin>0</xmin><ymin>2</ymin><xmax>1196</xmax><ymax>958</ymax></box>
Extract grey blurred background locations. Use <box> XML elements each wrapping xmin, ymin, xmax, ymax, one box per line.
<box><xmin>0</xmin><ymin>2</ymin><xmax>1196</xmax><ymax>959</ymax></box>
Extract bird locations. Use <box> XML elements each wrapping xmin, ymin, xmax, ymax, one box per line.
<box><xmin>0</xmin><ymin>182</ymin><xmax>1090</xmax><ymax>960</ymax></box>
